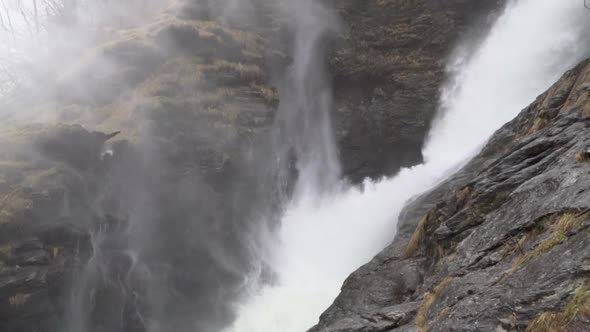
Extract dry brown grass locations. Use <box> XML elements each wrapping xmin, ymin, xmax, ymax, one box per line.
<box><xmin>52</xmin><ymin>247</ymin><xmax>60</xmax><ymax>258</ymax></box>
<box><xmin>576</xmin><ymin>150</ymin><xmax>590</xmax><ymax>162</ymax></box>
<box><xmin>22</xmin><ymin>167</ymin><xmax>63</xmax><ymax>188</ymax></box>
<box><xmin>402</xmin><ymin>215</ymin><xmax>429</xmax><ymax>259</ymax></box>
<box><xmin>204</xmin><ymin>60</ymin><xmax>263</xmax><ymax>79</ymax></box>
<box><xmin>0</xmin><ymin>161</ymin><xmax>34</xmax><ymax>171</ymax></box>
<box><xmin>455</xmin><ymin>186</ymin><xmax>473</xmax><ymax>205</ymax></box>
<box><xmin>141</xmin><ymin>14</ymin><xmax>265</xmax><ymax>58</ymax></box>
<box><xmin>511</xmin><ymin>213</ymin><xmax>585</xmax><ymax>272</ymax></box>
<box><xmin>91</xmin><ymin>57</ymin><xmax>228</xmax><ymax>132</ymax></box>
<box><xmin>0</xmin><ymin>191</ymin><xmax>33</xmax><ymax>225</ymax></box>
<box><xmin>250</xmin><ymin>83</ymin><xmax>279</xmax><ymax>106</ymax></box>
<box><xmin>530</xmin><ymin>117</ymin><xmax>549</xmax><ymax>133</ymax></box>
<box><xmin>8</xmin><ymin>293</ymin><xmax>31</xmax><ymax>307</ymax></box>
<box><xmin>0</xmin><ymin>243</ymin><xmax>12</xmax><ymax>257</ymax></box>
<box><xmin>59</xmin><ymin>11</ymin><xmax>265</xmax><ymax>97</ymax></box>
<box><xmin>416</xmin><ymin>277</ymin><xmax>453</xmax><ymax>332</ymax></box>
<box><xmin>526</xmin><ymin>280</ymin><xmax>590</xmax><ymax>332</ymax></box>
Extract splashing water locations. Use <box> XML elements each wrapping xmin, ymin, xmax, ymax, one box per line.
<box><xmin>227</xmin><ymin>1</ymin><xmax>590</xmax><ymax>331</ymax></box>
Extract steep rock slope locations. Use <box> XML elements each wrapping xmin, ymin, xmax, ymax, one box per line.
<box><xmin>311</xmin><ymin>59</ymin><xmax>590</xmax><ymax>332</ymax></box>
<box><xmin>0</xmin><ymin>125</ymin><xmax>117</xmax><ymax>331</ymax></box>
<box><xmin>331</xmin><ymin>0</ymin><xmax>504</xmax><ymax>181</ymax></box>
<box><xmin>0</xmin><ymin>4</ymin><xmax>279</xmax><ymax>331</ymax></box>
<box><xmin>0</xmin><ymin>1</ymin><xmax>507</xmax><ymax>330</ymax></box>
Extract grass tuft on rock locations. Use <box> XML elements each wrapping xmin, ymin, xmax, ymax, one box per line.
<box><xmin>403</xmin><ymin>215</ymin><xmax>429</xmax><ymax>259</ymax></box>
<box><xmin>0</xmin><ymin>243</ymin><xmax>12</xmax><ymax>261</ymax></box>
<box><xmin>8</xmin><ymin>293</ymin><xmax>32</xmax><ymax>308</ymax></box>
<box><xmin>576</xmin><ymin>150</ymin><xmax>590</xmax><ymax>162</ymax></box>
<box><xmin>0</xmin><ymin>191</ymin><xmax>33</xmax><ymax>225</ymax></box>
<box><xmin>511</xmin><ymin>212</ymin><xmax>585</xmax><ymax>272</ymax></box>
<box><xmin>526</xmin><ymin>280</ymin><xmax>590</xmax><ymax>332</ymax></box>
<box><xmin>416</xmin><ymin>277</ymin><xmax>453</xmax><ymax>332</ymax></box>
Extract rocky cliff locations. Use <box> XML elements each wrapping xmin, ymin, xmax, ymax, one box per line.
<box><xmin>0</xmin><ymin>0</ymin><xmax>507</xmax><ymax>331</ymax></box>
<box><xmin>0</xmin><ymin>2</ymin><xmax>279</xmax><ymax>330</ymax></box>
<box><xmin>310</xmin><ymin>59</ymin><xmax>590</xmax><ymax>332</ymax></box>
<box><xmin>331</xmin><ymin>0</ymin><xmax>503</xmax><ymax>181</ymax></box>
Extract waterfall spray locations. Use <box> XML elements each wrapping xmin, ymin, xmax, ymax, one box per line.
<box><xmin>272</xmin><ymin>0</ymin><xmax>342</xmax><ymax>196</ymax></box>
<box><xmin>228</xmin><ymin>1</ymin><xmax>590</xmax><ymax>331</ymax></box>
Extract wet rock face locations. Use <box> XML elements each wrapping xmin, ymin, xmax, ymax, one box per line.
<box><xmin>0</xmin><ymin>1</ymin><xmax>512</xmax><ymax>331</ymax></box>
<box><xmin>0</xmin><ymin>3</ymin><xmax>277</xmax><ymax>331</ymax></box>
<box><xmin>0</xmin><ymin>125</ymin><xmax>109</xmax><ymax>332</ymax></box>
<box><xmin>311</xmin><ymin>59</ymin><xmax>590</xmax><ymax>332</ymax></box>
<box><xmin>0</xmin><ymin>232</ymin><xmax>91</xmax><ymax>332</ymax></box>
<box><xmin>331</xmin><ymin>0</ymin><xmax>504</xmax><ymax>182</ymax></box>
<box><xmin>53</xmin><ymin>0</ymin><xmax>507</xmax><ymax>183</ymax></box>
<box><xmin>0</xmin><ymin>122</ymin><xmax>260</xmax><ymax>332</ymax></box>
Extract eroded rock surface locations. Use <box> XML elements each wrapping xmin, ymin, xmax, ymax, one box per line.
<box><xmin>331</xmin><ymin>0</ymin><xmax>504</xmax><ymax>181</ymax></box>
<box><xmin>311</xmin><ymin>59</ymin><xmax>590</xmax><ymax>332</ymax></box>
<box><xmin>0</xmin><ymin>1</ymin><xmax>510</xmax><ymax>330</ymax></box>
<box><xmin>0</xmin><ymin>125</ymin><xmax>110</xmax><ymax>331</ymax></box>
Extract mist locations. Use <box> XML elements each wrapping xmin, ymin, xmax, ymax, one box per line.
<box><xmin>0</xmin><ymin>0</ymin><xmax>348</xmax><ymax>331</ymax></box>
<box><xmin>1</xmin><ymin>0</ymin><xmax>589</xmax><ymax>332</ymax></box>
<box><xmin>226</xmin><ymin>0</ymin><xmax>590</xmax><ymax>331</ymax></box>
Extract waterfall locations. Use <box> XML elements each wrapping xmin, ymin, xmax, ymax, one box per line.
<box><xmin>227</xmin><ymin>1</ymin><xmax>590</xmax><ymax>331</ymax></box>
<box><xmin>272</xmin><ymin>0</ymin><xmax>342</xmax><ymax>195</ymax></box>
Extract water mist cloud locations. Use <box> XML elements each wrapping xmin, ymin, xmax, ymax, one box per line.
<box><xmin>0</xmin><ymin>1</ymin><xmax>289</xmax><ymax>331</ymax></box>
<box><xmin>2</xmin><ymin>1</ymin><xmax>588</xmax><ymax>332</ymax></box>
<box><xmin>227</xmin><ymin>1</ymin><xmax>590</xmax><ymax>332</ymax></box>
<box><xmin>424</xmin><ymin>0</ymin><xmax>590</xmax><ymax>167</ymax></box>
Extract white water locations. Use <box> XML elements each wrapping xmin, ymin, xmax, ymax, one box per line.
<box><xmin>228</xmin><ymin>1</ymin><xmax>590</xmax><ymax>331</ymax></box>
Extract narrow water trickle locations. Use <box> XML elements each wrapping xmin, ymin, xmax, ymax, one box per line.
<box><xmin>227</xmin><ymin>1</ymin><xmax>590</xmax><ymax>331</ymax></box>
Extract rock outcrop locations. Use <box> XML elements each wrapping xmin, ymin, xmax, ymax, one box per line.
<box><xmin>0</xmin><ymin>0</ymin><xmax>510</xmax><ymax>331</ymax></box>
<box><xmin>0</xmin><ymin>5</ymin><xmax>280</xmax><ymax>329</ymax></box>
<box><xmin>0</xmin><ymin>125</ymin><xmax>110</xmax><ymax>331</ymax></box>
<box><xmin>331</xmin><ymin>0</ymin><xmax>504</xmax><ymax>182</ymax></box>
<box><xmin>311</xmin><ymin>58</ymin><xmax>590</xmax><ymax>332</ymax></box>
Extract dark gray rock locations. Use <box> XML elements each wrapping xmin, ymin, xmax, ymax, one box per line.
<box><xmin>0</xmin><ymin>1</ymin><xmax>512</xmax><ymax>331</ymax></box>
<box><xmin>311</xmin><ymin>59</ymin><xmax>590</xmax><ymax>332</ymax></box>
<box><xmin>331</xmin><ymin>0</ymin><xmax>505</xmax><ymax>182</ymax></box>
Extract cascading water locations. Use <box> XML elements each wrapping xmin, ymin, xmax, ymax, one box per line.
<box><xmin>227</xmin><ymin>1</ymin><xmax>590</xmax><ymax>331</ymax></box>
<box><xmin>272</xmin><ymin>0</ymin><xmax>342</xmax><ymax>195</ymax></box>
